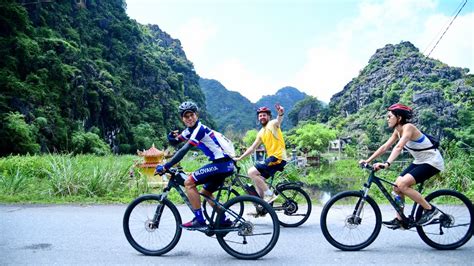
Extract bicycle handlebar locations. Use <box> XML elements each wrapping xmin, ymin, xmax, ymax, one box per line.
<box><xmin>154</xmin><ymin>167</ymin><xmax>179</xmax><ymax>176</ymax></box>
<box><xmin>360</xmin><ymin>162</ymin><xmax>385</xmax><ymax>171</ymax></box>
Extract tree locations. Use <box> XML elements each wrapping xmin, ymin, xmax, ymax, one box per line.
<box><xmin>132</xmin><ymin>123</ymin><xmax>162</xmax><ymax>150</ymax></box>
<box><xmin>71</xmin><ymin>131</ymin><xmax>111</xmax><ymax>155</ymax></box>
<box><xmin>286</xmin><ymin>123</ymin><xmax>337</xmax><ymax>155</ymax></box>
<box><xmin>0</xmin><ymin>112</ymin><xmax>40</xmax><ymax>155</ymax></box>
<box><xmin>243</xmin><ymin>129</ymin><xmax>258</xmax><ymax>147</ymax></box>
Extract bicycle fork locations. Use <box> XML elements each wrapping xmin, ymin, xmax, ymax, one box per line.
<box><xmin>148</xmin><ymin>192</ymin><xmax>172</xmax><ymax>229</ymax></box>
<box><xmin>351</xmin><ymin>187</ymin><xmax>370</xmax><ymax>225</ymax></box>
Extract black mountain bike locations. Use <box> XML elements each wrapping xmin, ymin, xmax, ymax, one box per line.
<box><xmin>320</xmin><ymin>163</ymin><xmax>473</xmax><ymax>251</ymax></box>
<box><xmin>123</xmin><ymin>168</ymin><xmax>280</xmax><ymax>260</ymax></box>
<box><xmin>202</xmin><ymin>163</ymin><xmax>312</xmax><ymax>227</ymax></box>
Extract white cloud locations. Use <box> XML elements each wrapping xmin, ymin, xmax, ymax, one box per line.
<box><xmin>292</xmin><ymin>0</ymin><xmax>472</xmax><ymax>103</ymax></box>
<box><xmin>292</xmin><ymin>46</ymin><xmax>360</xmax><ymax>103</ymax></box>
<box><xmin>205</xmin><ymin>59</ymin><xmax>280</xmax><ymax>103</ymax></box>
<box><xmin>420</xmin><ymin>13</ymin><xmax>474</xmax><ymax>71</ymax></box>
<box><xmin>175</xmin><ymin>17</ymin><xmax>218</xmax><ymax>62</ymax></box>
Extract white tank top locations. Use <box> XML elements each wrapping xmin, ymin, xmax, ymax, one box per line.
<box><xmin>405</xmin><ymin>134</ymin><xmax>445</xmax><ymax>171</ymax></box>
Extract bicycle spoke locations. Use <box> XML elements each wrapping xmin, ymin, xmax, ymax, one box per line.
<box><xmin>416</xmin><ymin>190</ymin><xmax>473</xmax><ymax>250</ymax></box>
<box><xmin>123</xmin><ymin>195</ymin><xmax>182</xmax><ymax>256</ymax></box>
<box><xmin>216</xmin><ymin>195</ymin><xmax>280</xmax><ymax>260</ymax></box>
<box><xmin>320</xmin><ymin>191</ymin><xmax>381</xmax><ymax>251</ymax></box>
<box><xmin>273</xmin><ymin>186</ymin><xmax>312</xmax><ymax>227</ymax></box>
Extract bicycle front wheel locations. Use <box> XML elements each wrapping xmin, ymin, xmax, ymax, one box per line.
<box><xmin>216</xmin><ymin>195</ymin><xmax>280</xmax><ymax>260</ymax></box>
<box><xmin>320</xmin><ymin>190</ymin><xmax>382</xmax><ymax>251</ymax></box>
<box><xmin>273</xmin><ymin>185</ymin><xmax>312</xmax><ymax>227</ymax></box>
<box><xmin>123</xmin><ymin>194</ymin><xmax>182</xmax><ymax>256</ymax></box>
<box><xmin>416</xmin><ymin>189</ymin><xmax>474</xmax><ymax>250</ymax></box>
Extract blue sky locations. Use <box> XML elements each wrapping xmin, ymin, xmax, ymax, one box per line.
<box><xmin>126</xmin><ymin>0</ymin><xmax>473</xmax><ymax>103</ymax></box>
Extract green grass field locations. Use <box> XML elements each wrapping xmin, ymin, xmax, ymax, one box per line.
<box><xmin>0</xmin><ymin>152</ymin><xmax>472</xmax><ymax>204</ymax></box>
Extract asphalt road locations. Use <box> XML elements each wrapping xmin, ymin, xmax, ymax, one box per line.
<box><xmin>1</xmin><ymin>203</ymin><xmax>473</xmax><ymax>265</ymax></box>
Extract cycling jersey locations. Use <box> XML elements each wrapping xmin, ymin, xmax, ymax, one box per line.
<box><xmin>167</xmin><ymin>120</ymin><xmax>234</xmax><ymax>192</ymax></box>
<box><xmin>404</xmin><ymin>134</ymin><xmax>444</xmax><ymax>171</ymax></box>
<box><xmin>178</xmin><ymin>121</ymin><xmax>230</xmax><ymax>161</ymax></box>
<box><xmin>257</xmin><ymin>119</ymin><xmax>287</xmax><ymax>163</ymax></box>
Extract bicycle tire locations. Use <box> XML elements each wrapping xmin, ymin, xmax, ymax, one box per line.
<box><xmin>123</xmin><ymin>194</ymin><xmax>182</xmax><ymax>256</ymax></box>
<box><xmin>320</xmin><ymin>190</ymin><xmax>382</xmax><ymax>251</ymax></box>
<box><xmin>273</xmin><ymin>185</ymin><xmax>312</xmax><ymax>227</ymax></box>
<box><xmin>202</xmin><ymin>187</ymin><xmax>241</xmax><ymax>222</ymax></box>
<box><xmin>216</xmin><ymin>195</ymin><xmax>280</xmax><ymax>259</ymax></box>
<box><xmin>416</xmin><ymin>189</ymin><xmax>474</xmax><ymax>250</ymax></box>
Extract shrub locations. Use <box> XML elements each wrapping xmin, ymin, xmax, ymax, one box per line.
<box><xmin>71</xmin><ymin>131</ymin><xmax>111</xmax><ymax>155</ymax></box>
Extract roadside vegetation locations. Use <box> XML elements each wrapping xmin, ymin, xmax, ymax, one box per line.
<box><xmin>1</xmin><ymin>144</ymin><xmax>471</xmax><ymax>204</ymax></box>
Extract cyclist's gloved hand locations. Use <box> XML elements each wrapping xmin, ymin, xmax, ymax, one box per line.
<box><xmin>167</xmin><ymin>130</ymin><xmax>178</xmax><ymax>140</ymax></box>
<box><xmin>155</xmin><ymin>164</ymin><xmax>167</xmax><ymax>175</ymax></box>
<box><xmin>167</xmin><ymin>130</ymin><xmax>181</xmax><ymax>146</ymax></box>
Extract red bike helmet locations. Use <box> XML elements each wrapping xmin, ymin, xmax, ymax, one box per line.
<box><xmin>256</xmin><ymin>106</ymin><xmax>272</xmax><ymax>115</ymax></box>
<box><xmin>387</xmin><ymin>103</ymin><xmax>412</xmax><ymax>112</ymax></box>
<box><xmin>387</xmin><ymin>103</ymin><xmax>413</xmax><ymax>123</ymax></box>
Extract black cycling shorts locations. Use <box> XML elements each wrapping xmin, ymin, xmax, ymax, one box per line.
<box><xmin>400</xmin><ymin>163</ymin><xmax>440</xmax><ymax>184</ymax></box>
<box><xmin>255</xmin><ymin>156</ymin><xmax>286</xmax><ymax>178</ymax></box>
<box><xmin>191</xmin><ymin>160</ymin><xmax>235</xmax><ymax>193</ymax></box>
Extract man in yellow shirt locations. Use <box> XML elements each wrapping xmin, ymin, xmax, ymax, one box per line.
<box><xmin>236</xmin><ymin>104</ymin><xmax>287</xmax><ymax>203</ymax></box>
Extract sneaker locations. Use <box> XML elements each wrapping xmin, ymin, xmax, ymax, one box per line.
<box><xmin>382</xmin><ymin>218</ymin><xmax>402</xmax><ymax>230</ymax></box>
<box><xmin>417</xmin><ymin>205</ymin><xmax>439</xmax><ymax>225</ymax></box>
<box><xmin>247</xmin><ymin>211</ymin><xmax>262</xmax><ymax>218</ymax></box>
<box><xmin>247</xmin><ymin>208</ymin><xmax>268</xmax><ymax>218</ymax></box>
<box><xmin>263</xmin><ymin>193</ymin><xmax>278</xmax><ymax>203</ymax></box>
<box><xmin>181</xmin><ymin>218</ymin><xmax>207</xmax><ymax>229</ymax></box>
<box><xmin>247</xmin><ymin>210</ymin><xmax>268</xmax><ymax>218</ymax></box>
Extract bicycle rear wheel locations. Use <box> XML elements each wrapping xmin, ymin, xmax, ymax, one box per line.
<box><xmin>320</xmin><ymin>190</ymin><xmax>381</xmax><ymax>251</ymax></box>
<box><xmin>123</xmin><ymin>194</ymin><xmax>182</xmax><ymax>256</ymax></box>
<box><xmin>216</xmin><ymin>195</ymin><xmax>280</xmax><ymax>260</ymax></box>
<box><xmin>273</xmin><ymin>185</ymin><xmax>312</xmax><ymax>227</ymax></box>
<box><xmin>416</xmin><ymin>189</ymin><xmax>474</xmax><ymax>250</ymax></box>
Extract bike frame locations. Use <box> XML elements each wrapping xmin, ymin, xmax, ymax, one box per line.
<box><xmin>358</xmin><ymin>167</ymin><xmax>424</xmax><ymax>228</ymax></box>
<box><xmin>156</xmin><ymin>170</ymin><xmax>246</xmax><ymax>234</ymax></box>
<box><xmin>229</xmin><ymin>165</ymin><xmax>304</xmax><ymax>197</ymax></box>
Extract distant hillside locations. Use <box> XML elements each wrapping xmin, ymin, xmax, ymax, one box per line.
<box><xmin>199</xmin><ymin>78</ymin><xmax>255</xmax><ymax>133</ymax></box>
<box><xmin>0</xmin><ymin>0</ymin><xmax>212</xmax><ymax>155</ymax></box>
<box><xmin>328</xmin><ymin>41</ymin><xmax>473</xmax><ymax>150</ymax></box>
<box><xmin>200</xmin><ymin>81</ymin><xmax>308</xmax><ymax>132</ymax></box>
<box><xmin>288</xmin><ymin>96</ymin><xmax>329</xmax><ymax>126</ymax></box>
<box><xmin>255</xmin><ymin>87</ymin><xmax>308</xmax><ymax>129</ymax></box>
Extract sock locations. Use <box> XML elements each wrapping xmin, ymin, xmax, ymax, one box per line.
<box><xmin>264</xmin><ymin>189</ymin><xmax>273</xmax><ymax>196</ymax></box>
<box><xmin>193</xmin><ymin>208</ymin><xmax>205</xmax><ymax>223</ymax></box>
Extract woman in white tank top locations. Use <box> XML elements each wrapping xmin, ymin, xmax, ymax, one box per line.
<box><xmin>359</xmin><ymin>103</ymin><xmax>444</xmax><ymax>229</ymax></box>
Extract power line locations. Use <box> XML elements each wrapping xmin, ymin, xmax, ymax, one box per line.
<box><xmin>425</xmin><ymin>0</ymin><xmax>468</xmax><ymax>57</ymax></box>
<box><xmin>422</xmin><ymin>0</ymin><xmax>465</xmax><ymax>54</ymax></box>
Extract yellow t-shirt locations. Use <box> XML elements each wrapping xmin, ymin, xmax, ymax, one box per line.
<box><xmin>257</xmin><ymin>119</ymin><xmax>287</xmax><ymax>163</ymax></box>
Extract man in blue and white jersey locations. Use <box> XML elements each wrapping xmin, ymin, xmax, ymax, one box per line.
<box><xmin>155</xmin><ymin>101</ymin><xmax>234</xmax><ymax>229</ymax></box>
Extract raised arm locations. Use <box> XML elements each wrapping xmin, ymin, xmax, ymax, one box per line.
<box><xmin>275</xmin><ymin>104</ymin><xmax>284</xmax><ymax>127</ymax></box>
